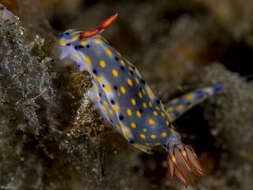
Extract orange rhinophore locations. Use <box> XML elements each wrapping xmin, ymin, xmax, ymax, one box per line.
<box><xmin>79</xmin><ymin>13</ymin><xmax>118</xmax><ymax>40</ymax></box>
<box><xmin>97</xmin><ymin>13</ymin><xmax>118</xmax><ymax>32</ymax></box>
<box><xmin>79</xmin><ymin>29</ymin><xmax>99</xmax><ymax>39</ymax></box>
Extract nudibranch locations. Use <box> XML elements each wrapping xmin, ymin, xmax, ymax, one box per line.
<box><xmin>0</xmin><ymin>3</ymin><xmax>15</xmax><ymax>22</ymax></box>
<box><xmin>54</xmin><ymin>14</ymin><xmax>225</xmax><ymax>186</ymax></box>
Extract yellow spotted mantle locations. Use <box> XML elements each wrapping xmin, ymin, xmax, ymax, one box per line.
<box><xmin>55</xmin><ymin>29</ymin><xmax>225</xmax><ymax>153</ymax></box>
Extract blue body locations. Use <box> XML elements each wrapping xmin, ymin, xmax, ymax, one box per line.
<box><xmin>55</xmin><ymin>29</ymin><xmax>224</xmax><ymax>153</ymax></box>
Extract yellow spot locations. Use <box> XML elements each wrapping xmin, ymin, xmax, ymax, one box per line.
<box><xmin>146</xmin><ymin>86</ymin><xmax>153</xmax><ymax>97</ymax></box>
<box><xmin>148</xmin><ymin>91</ymin><xmax>153</xmax><ymax>97</ymax></box>
<box><xmin>120</xmin><ymin>86</ymin><xmax>126</xmax><ymax>94</ymax></box>
<box><xmin>105</xmin><ymin>84</ymin><xmax>111</xmax><ymax>92</ymax></box>
<box><xmin>112</xmin><ymin>69</ymin><xmax>118</xmax><ymax>77</ymax></box>
<box><xmin>81</xmin><ymin>41</ymin><xmax>87</xmax><ymax>46</ymax></box>
<box><xmin>124</xmin><ymin>130</ymin><xmax>130</xmax><ymax>137</ymax></box>
<box><xmin>136</xmin><ymin>111</ymin><xmax>142</xmax><ymax>118</ymax></box>
<box><xmin>171</xmin><ymin>156</ymin><xmax>176</xmax><ymax>162</ymax></box>
<box><xmin>103</xmin><ymin>101</ymin><xmax>108</xmax><ymax>107</ymax></box>
<box><xmin>126</xmin><ymin>109</ymin><xmax>132</xmax><ymax>116</ymax></box>
<box><xmin>142</xmin><ymin>102</ymin><xmax>147</xmax><ymax>109</ymax></box>
<box><xmin>127</xmin><ymin>79</ymin><xmax>133</xmax><ymax>86</ymax></box>
<box><xmin>106</xmin><ymin>49</ymin><xmax>112</xmax><ymax>56</ymax></box>
<box><xmin>99</xmin><ymin>60</ymin><xmax>106</xmax><ymax>68</ymax></box>
<box><xmin>153</xmin><ymin>111</ymin><xmax>158</xmax><ymax>116</ymax></box>
<box><xmin>186</xmin><ymin>94</ymin><xmax>194</xmax><ymax>100</ymax></box>
<box><xmin>177</xmin><ymin>105</ymin><xmax>184</xmax><ymax>110</ymax></box>
<box><xmin>151</xmin><ymin>134</ymin><xmax>156</xmax><ymax>139</ymax></box>
<box><xmin>166</xmin><ymin>120</ymin><xmax>169</xmax><ymax>126</ymax></box>
<box><xmin>167</xmin><ymin>107</ymin><xmax>173</xmax><ymax>112</ymax></box>
<box><xmin>149</xmin><ymin>101</ymin><xmax>152</xmax><ymax>107</ymax></box>
<box><xmin>72</xmin><ymin>36</ymin><xmax>78</xmax><ymax>41</ymax></box>
<box><xmin>92</xmin><ymin>73</ymin><xmax>97</xmax><ymax>79</ymax></box>
<box><xmin>161</xmin><ymin>132</ymin><xmax>167</xmax><ymax>138</ymax></box>
<box><xmin>93</xmin><ymin>85</ymin><xmax>97</xmax><ymax>91</ymax></box>
<box><xmin>145</xmin><ymin>143</ymin><xmax>151</xmax><ymax>146</ymax></box>
<box><xmin>84</xmin><ymin>56</ymin><xmax>91</xmax><ymax>64</ymax></box>
<box><xmin>109</xmin><ymin>110</ymin><xmax>113</xmax><ymax>116</ymax></box>
<box><xmin>95</xmin><ymin>38</ymin><xmax>102</xmax><ymax>43</ymax></box>
<box><xmin>59</xmin><ymin>39</ymin><xmax>67</xmax><ymax>45</ymax></box>
<box><xmin>170</xmin><ymin>128</ymin><xmax>175</xmax><ymax>133</ymax></box>
<box><xmin>72</xmin><ymin>31</ymin><xmax>80</xmax><ymax>35</ymax></box>
<box><xmin>129</xmin><ymin>66</ymin><xmax>134</xmax><ymax>71</ymax></box>
<box><xmin>97</xmin><ymin>77</ymin><xmax>102</xmax><ymax>83</ymax></box>
<box><xmin>135</xmin><ymin>77</ymin><xmax>140</xmax><ymax>84</ymax></box>
<box><xmin>85</xmin><ymin>65</ymin><xmax>89</xmax><ymax>71</ymax></box>
<box><xmin>131</xmin><ymin>122</ymin><xmax>136</xmax><ymax>128</ymax></box>
<box><xmin>131</xmin><ymin>98</ymin><xmax>136</xmax><ymax>106</ymax></box>
<box><xmin>102</xmin><ymin>107</ymin><xmax>106</xmax><ymax>113</ymax></box>
<box><xmin>161</xmin><ymin>112</ymin><xmax>165</xmax><ymax>117</ymax></box>
<box><xmin>138</xmin><ymin>92</ymin><xmax>143</xmax><ymax>99</ymax></box>
<box><xmin>142</xmin><ymin>89</ymin><xmax>146</xmax><ymax>95</ymax></box>
<box><xmin>143</xmin><ymin>128</ymin><xmax>147</xmax><ymax>132</ymax></box>
<box><xmin>204</xmin><ymin>87</ymin><xmax>212</xmax><ymax>94</ymax></box>
<box><xmin>116</xmin><ymin>125</ymin><xmax>121</xmax><ymax>131</ymax></box>
<box><xmin>182</xmin><ymin>151</ymin><xmax>187</xmax><ymax>157</ymax></box>
<box><xmin>75</xmin><ymin>55</ymin><xmax>81</xmax><ymax>61</ymax></box>
<box><xmin>155</xmin><ymin>106</ymin><xmax>160</xmax><ymax>110</ymax></box>
<box><xmin>96</xmin><ymin>94</ymin><xmax>100</xmax><ymax>100</ymax></box>
<box><xmin>149</xmin><ymin>119</ymin><xmax>155</xmax><ymax>125</ymax></box>
<box><xmin>155</xmin><ymin>142</ymin><xmax>160</xmax><ymax>146</ymax></box>
<box><xmin>113</xmin><ymin>105</ymin><xmax>119</xmax><ymax>113</ymax></box>
<box><xmin>120</xmin><ymin>60</ymin><xmax>125</xmax><ymax>66</ymax></box>
<box><xmin>117</xmin><ymin>51</ymin><xmax>121</xmax><ymax>56</ymax></box>
<box><xmin>140</xmin><ymin>134</ymin><xmax>146</xmax><ymax>139</ymax></box>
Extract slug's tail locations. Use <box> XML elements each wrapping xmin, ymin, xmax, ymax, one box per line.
<box><xmin>164</xmin><ymin>84</ymin><xmax>226</xmax><ymax>122</ymax></box>
<box><xmin>167</xmin><ymin>144</ymin><xmax>205</xmax><ymax>186</ymax></box>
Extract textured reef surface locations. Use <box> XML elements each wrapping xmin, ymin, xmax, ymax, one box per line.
<box><xmin>0</xmin><ymin>0</ymin><xmax>253</xmax><ymax>189</ymax></box>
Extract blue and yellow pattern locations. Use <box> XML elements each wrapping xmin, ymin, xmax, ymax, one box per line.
<box><xmin>55</xmin><ymin>28</ymin><xmax>224</xmax><ymax>155</ymax></box>
<box><xmin>56</xmin><ymin>29</ymin><xmax>176</xmax><ymax>153</ymax></box>
<box><xmin>165</xmin><ymin>85</ymin><xmax>225</xmax><ymax>121</ymax></box>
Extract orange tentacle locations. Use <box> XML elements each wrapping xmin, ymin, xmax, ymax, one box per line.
<box><xmin>79</xmin><ymin>29</ymin><xmax>99</xmax><ymax>40</ymax></box>
<box><xmin>98</xmin><ymin>13</ymin><xmax>118</xmax><ymax>32</ymax></box>
<box><xmin>79</xmin><ymin>13</ymin><xmax>118</xmax><ymax>40</ymax></box>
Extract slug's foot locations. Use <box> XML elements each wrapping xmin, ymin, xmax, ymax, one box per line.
<box><xmin>167</xmin><ymin>144</ymin><xmax>205</xmax><ymax>186</ymax></box>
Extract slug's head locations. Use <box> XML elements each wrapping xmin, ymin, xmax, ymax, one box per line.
<box><xmin>54</xmin><ymin>14</ymin><xmax>118</xmax><ymax>66</ymax></box>
<box><xmin>165</xmin><ymin>133</ymin><xmax>205</xmax><ymax>186</ymax></box>
<box><xmin>58</xmin><ymin>13</ymin><xmax>118</xmax><ymax>45</ymax></box>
